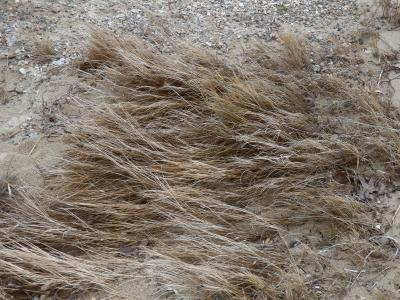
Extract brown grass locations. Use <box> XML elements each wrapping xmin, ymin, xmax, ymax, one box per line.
<box><xmin>33</xmin><ymin>38</ymin><xmax>56</xmax><ymax>62</ymax></box>
<box><xmin>278</xmin><ymin>33</ymin><xmax>310</xmax><ymax>70</ymax></box>
<box><xmin>1</xmin><ymin>30</ymin><xmax>400</xmax><ymax>299</ymax></box>
<box><xmin>378</xmin><ymin>0</ymin><xmax>400</xmax><ymax>24</ymax></box>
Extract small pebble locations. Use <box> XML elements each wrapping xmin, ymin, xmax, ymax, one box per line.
<box><xmin>18</xmin><ymin>68</ymin><xmax>27</xmax><ymax>75</ymax></box>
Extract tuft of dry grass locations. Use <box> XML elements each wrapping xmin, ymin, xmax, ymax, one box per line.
<box><xmin>33</xmin><ymin>38</ymin><xmax>56</xmax><ymax>62</ymax></box>
<box><xmin>278</xmin><ymin>32</ymin><xmax>310</xmax><ymax>70</ymax></box>
<box><xmin>2</xmin><ymin>29</ymin><xmax>400</xmax><ymax>299</ymax></box>
<box><xmin>378</xmin><ymin>0</ymin><xmax>400</xmax><ymax>24</ymax></box>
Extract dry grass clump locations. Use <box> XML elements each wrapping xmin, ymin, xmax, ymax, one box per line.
<box><xmin>378</xmin><ymin>0</ymin><xmax>400</xmax><ymax>24</ymax></box>
<box><xmin>33</xmin><ymin>38</ymin><xmax>56</xmax><ymax>62</ymax></box>
<box><xmin>278</xmin><ymin>33</ymin><xmax>310</xmax><ymax>70</ymax></box>
<box><xmin>2</xmin><ymin>30</ymin><xmax>400</xmax><ymax>299</ymax></box>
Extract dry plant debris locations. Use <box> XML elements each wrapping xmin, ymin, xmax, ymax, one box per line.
<box><xmin>0</xmin><ymin>87</ymin><xmax>6</xmax><ymax>105</ymax></box>
<box><xmin>378</xmin><ymin>0</ymin><xmax>400</xmax><ymax>24</ymax></box>
<box><xmin>1</xmin><ymin>29</ymin><xmax>400</xmax><ymax>299</ymax></box>
<box><xmin>32</xmin><ymin>39</ymin><xmax>57</xmax><ymax>63</ymax></box>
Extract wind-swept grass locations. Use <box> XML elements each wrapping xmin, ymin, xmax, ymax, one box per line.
<box><xmin>1</xmin><ymin>30</ymin><xmax>400</xmax><ymax>299</ymax></box>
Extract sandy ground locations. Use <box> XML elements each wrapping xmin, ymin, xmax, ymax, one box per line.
<box><xmin>1</xmin><ymin>0</ymin><xmax>400</xmax><ymax>299</ymax></box>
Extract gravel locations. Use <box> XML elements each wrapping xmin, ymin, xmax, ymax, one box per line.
<box><xmin>1</xmin><ymin>0</ymin><xmax>362</xmax><ymax>58</ymax></box>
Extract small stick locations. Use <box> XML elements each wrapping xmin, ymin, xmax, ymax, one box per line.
<box><xmin>392</xmin><ymin>203</ymin><xmax>400</xmax><ymax>225</ymax></box>
<box><xmin>0</xmin><ymin>53</ymin><xmax>16</xmax><ymax>60</ymax></box>
<box><xmin>377</xmin><ymin>69</ymin><xmax>384</xmax><ymax>89</ymax></box>
<box><xmin>7</xmin><ymin>183</ymin><xmax>12</xmax><ymax>197</ymax></box>
<box><xmin>28</xmin><ymin>137</ymin><xmax>42</xmax><ymax>156</ymax></box>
